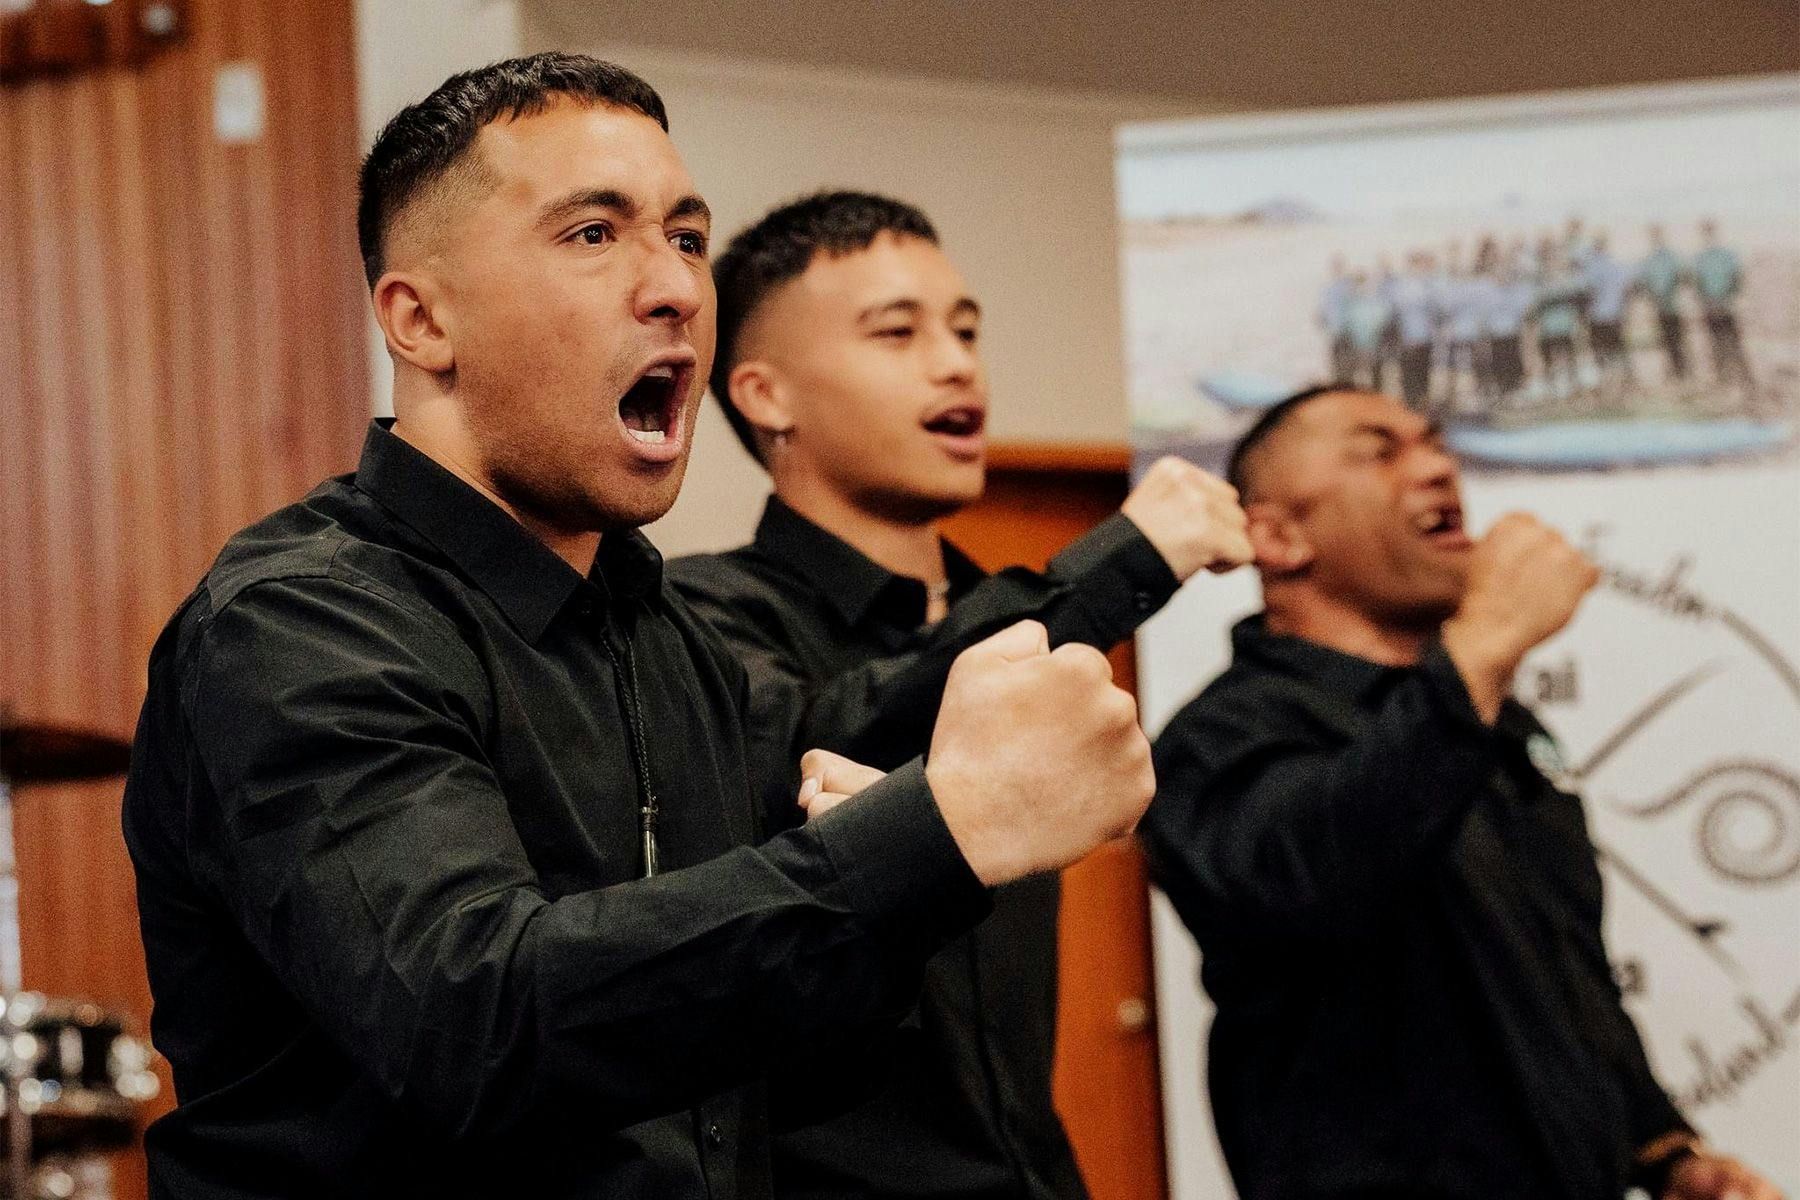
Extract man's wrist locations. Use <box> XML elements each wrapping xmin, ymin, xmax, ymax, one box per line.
<box><xmin>1047</xmin><ymin>512</ymin><xmax>1181</xmax><ymax>641</ymax></box>
<box><xmin>1439</xmin><ymin>616</ymin><xmax>1519</xmax><ymax>723</ymax></box>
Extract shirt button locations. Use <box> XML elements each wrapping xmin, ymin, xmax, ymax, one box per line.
<box><xmin>1134</xmin><ymin>590</ymin><xmax>1153</xmax><ymax>612</ymax></box>
<box><xmin>705</xmin><ymin>1122</ymin><xmax>724</xmax><ymax>1149</ymax></box>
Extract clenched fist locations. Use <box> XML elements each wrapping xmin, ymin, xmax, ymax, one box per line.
<box><xmin>924</xmin><ymin>621</ymin><xmax>1155</xmax><ymax>886</ymax></box>
<box><xmin>796</xmin><ymin>749</ymin><xmax>885</xmax><ymax>822</ymax></box>
<box><xmin>1442</xmin><ymin>513</ymin><xmax>1600</xmax><ymax>721</ymax></box>
<box><xmin>1122</xmin><ymin>456</ymin><xmax>1253</xmax><ymax>582</ymax></box>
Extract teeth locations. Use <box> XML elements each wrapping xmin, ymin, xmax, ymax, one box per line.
<box><xmin>628</xmin><ymin>428</ymin><xmax>667</xmax><ymax>444</ymax></box>
<box><xmin>644</xmin><ymin>365</ymin><xmax>676</xmax><ymax>379</ymax></box>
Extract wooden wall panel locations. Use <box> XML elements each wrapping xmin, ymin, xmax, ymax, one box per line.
<box><xmin>942</xmin><ymin>453</ymin><xmax>1171</xmax><ymax>1200</ymax></box>
<box><xmin>0</xmin><ymin>3</ymin><xmax>367</xmax><ymax>1193</ymax></box>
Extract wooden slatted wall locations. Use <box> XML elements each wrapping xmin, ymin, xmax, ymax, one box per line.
<box><xmin>0</xmin><ymin>2</ymin><xmax>367</xmax><ymax>1192</ymax></box>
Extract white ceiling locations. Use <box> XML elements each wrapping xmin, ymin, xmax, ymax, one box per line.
<box><xmin>531</xmin><ymin>0</ymin><xmax>1799</xmax><ymax>109</ymax></box>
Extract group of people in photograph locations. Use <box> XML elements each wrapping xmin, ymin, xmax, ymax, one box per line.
<box><xmin>116</xmin><ymin>52</ymin><xmax>1786</xmax><ymax>1200</ymax></box>
<box><xmin>1317</xmin><ymin>218</ymin><xmax>1756</xmax><ymax>418</ymax></box>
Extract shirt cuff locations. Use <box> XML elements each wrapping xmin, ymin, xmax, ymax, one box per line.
<box><xmin>1419</xmin><ymin>640</ymin><xmax>1498</xmax><ymax>736</ymax></box>
<box><xmin>1046</xmin><ymin>512</ymin><xmax>1182</xmax><ymax>645</ymax></box>
<box><xmin>809</xmin><ymin>758</ymin><xmax>991</xmax><ymax>951</ymax></box>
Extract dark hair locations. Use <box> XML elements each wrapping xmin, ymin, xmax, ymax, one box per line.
<box><xmin>710</xmin><ymin>190</ymin><xmax>939</xmax><ymax>464</ymax></box>
<box><xmin>357</xmin><ymin>52</ymin><xmax>668</xmax><ymax>287</ymax></box>
<box><xmin>1225</xmin><ymin>382</ymin><xmax>1359</xmax><ymax>496</ymax></box>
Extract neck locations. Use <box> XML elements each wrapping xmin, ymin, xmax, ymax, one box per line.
<box><xmin>1263</xmin><ymin>588</ymin><xmax>1435</xmax><ymax>667</ymax></box>
<box><xmin>775</xmin><ymin>475</ymin><xmax>947</xmax><ymax>586</ymax></box>
<box><xmin>391</xmin><ymin>394</ymin><xmax>600</xmax><ymax>576</ymax></box>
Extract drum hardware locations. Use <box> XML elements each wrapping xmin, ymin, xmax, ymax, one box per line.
<box><xmin>0</xmin><ymin>715</ymin><xmax>157</xmax><ymax>1200</ymax></box>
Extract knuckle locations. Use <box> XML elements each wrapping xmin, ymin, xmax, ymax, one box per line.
<box><xmin>1054</xmin><ymin>642</ymin><xmax>1112</xmax><ymax>680</ymax></box>
<box><xmin>1103</xmin><ymin>691</ymin><xmax>1137</xmax><ymax>732</ymax></box>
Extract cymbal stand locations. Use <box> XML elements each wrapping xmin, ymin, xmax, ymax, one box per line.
<box><xmin>0</xmin><ymin>723</ymin><xmax>32</xmax><ymax>1198</ymax></box>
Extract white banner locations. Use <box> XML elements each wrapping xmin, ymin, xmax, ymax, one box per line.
<box><xmin>1118</xmin><ymin>76</ymin><xmax>1800</xmax><ymax>1197</ymax></box>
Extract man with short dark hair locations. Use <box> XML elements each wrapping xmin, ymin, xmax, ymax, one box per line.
<box><xmin>122</xmin><ymin>56</ymin><xmax>1157</xmax><ymax>1200</ymax></box>
<box><xmin>669</xmin><ymin>190</ymin><xmax>1251</xmax><ymax>1199</ymax></box>
<box><xmin>1142</xmin><ymin>385</ymin><xmax>1780</xmax><ymax>1200</ymax></box>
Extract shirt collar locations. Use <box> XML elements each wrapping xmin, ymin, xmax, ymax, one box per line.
<box><xmin>352</xmin><ymin>421</ymin><xmax>662</xmax><ymax>642</ymax></box>
<box><xmin>1230</xmin><ymin>613</ymin><xmax>1396</xmax><ymax>701</ymax></box>
<box><xmin>752</xmin><ymin>494</ymin><xmax>983</xmax><ymax>631</ymax></box>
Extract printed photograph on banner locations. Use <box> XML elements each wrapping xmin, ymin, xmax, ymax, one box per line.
<box><xmin>1117</xmin><ymin>80</ymin><xmax>1800</xmax><ymax>478</ymax></box>
<box><xmin>1121</xmin><ymin>77</ymin><xmax>1800</xmax><ymax>1200</ymax></box>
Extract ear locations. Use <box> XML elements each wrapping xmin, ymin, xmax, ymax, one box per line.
<box><xmin>1246</xmin><ymin>500</ymin><xmax>1314</xmax><ymax>576</ymax></box>
<box><xmin>372</xmin><ymin>271</ymin><xmax>455</xmax><ymax>375</ymax></box>
<box><xmin>726</xmin><ymin>358</ymin><xmax>796</xmax><ymax>440</ymax></box>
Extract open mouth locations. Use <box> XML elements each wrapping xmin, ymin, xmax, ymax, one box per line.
<box><xmin>1413</xmin><ymin>504</ymin><xmax>1470</xmax><ymax>546</ymax></box>
<box><xmin>923</xmin><ymin>405</ymin><xmax>986</xmax><ymax>439</ymax></box>
<box><xmin>619</xmin><ymin>363</ymin><xmax>686</xmax><ymax>446</ymax></box>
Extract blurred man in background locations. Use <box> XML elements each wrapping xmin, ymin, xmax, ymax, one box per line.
<box><xmin>1390</xmin><ymin>251</ymin><xmax>1439</xmax><ymax>410</ymax></box>
<box><xmin>1692</xmin><ymin>218</ymin><xmax>1753</xmax><ymax>394</ymax></box>
<box><xmin>1640</xmin><ymin>224</ymin><xmax>1691</xmax><ymax>382</ymax></box>
<box><xmin>1535</xmin><ymin>251</ymin><xmax>1586</xmax><ymax>402</ymax></box>
<box><xmin>1584</xmin><ymin>231</ymin><xmax>1639</xmax><ymax>389</ymax></box>
<box><xmin>1483</xmin><ymin>258</ymin><xmax>1537</xmax><ymax>402</ymax></box>
<box><xmin>1141</xmin><ymin>384</ymin><xmax>1780</xmax><ymax>1200</ymax></box>
<box><xmin>1320</xmin><ymin>254</ymin><xmax>1357</xmax><ymax>381</ymax></box>
<box><xmin>670</xmin><ymin>189</ymin><xmax>1252</xmax><ymax>1200</ymax></box>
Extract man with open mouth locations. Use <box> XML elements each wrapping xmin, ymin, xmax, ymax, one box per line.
<box><xmin>669</xmin><ymin>190</ymin><xmax>1253</xmax><ymax>1200</ymax></box>
<box><xmin>120</xmin><ymin>55</ymin><xmax>1161</xmax><ymax>1200</ymax></box>
<box><xmin>1141</xmin><ymin>385</ymin><xmax>1780</xmax><ymax>1200</ymax></box>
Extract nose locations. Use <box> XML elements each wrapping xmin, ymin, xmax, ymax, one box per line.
<box><xmin>633</xmin><ymin>239</ymin><xmax>704</xmax><ymax>327</ymax></box>
<box><xmin>1409</xmin><ymin>438</ymin><xmax>1460</xmax><ymax>489</ymax></box>
<box><xmin>927</xmin><ymin>325</ymin><xmax>979</xmax><ymax>387</ymax></box>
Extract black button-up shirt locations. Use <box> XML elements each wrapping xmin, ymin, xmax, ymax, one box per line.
<box><xmin>1142</xmin><ymin>616</ymin><xmax>1689</xmax><ymax>1200</ymax></box>
<box><xmin>121</xmin><ymin>423</ymin><xmax>989</xmax><ymax>1200</ymax></box>
<box><xmin>668</xmin><ymin>496</ymin><xmax>1179</xmax><ymax>1200</ymax></box>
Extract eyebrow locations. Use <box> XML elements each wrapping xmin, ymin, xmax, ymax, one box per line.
<box><xmin>856</xmin><ymin>296</ymin><xmax>982</xmax><ymax>323</ymax></box>
<box><xmin>1347</xmin><ymin>419</ymin><xmax>1444</xmax><ymax>443</ymax></box>
<box><xmin>667</xmin><ymin>194</ymin><xmax>712</xmax><ymax>226</ymax></box>
<box><xmin>535</xmin><ymin>188</ymin><xmax>712</xmax><ymax>230</ymax></box>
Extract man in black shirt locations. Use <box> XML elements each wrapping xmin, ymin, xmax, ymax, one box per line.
<box><xmin>669</xmin><ymin>191</ymin><xmax>1252</xmax><ymax>1199</ymax></box>
<box><xmin>121</xmin><ymin>55</ymin><xmax>1158</xmax><ymax>1199</ymax></box>
<box><xmin>1142</xmin><ymin>385</ymin><xmax>1779</xmax><ymax>1200</ymax></box>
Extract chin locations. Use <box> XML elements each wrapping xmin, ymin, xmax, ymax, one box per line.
<box><xmin>607</xmin><ymin>479</ymin><xmax>687</xmax><ymax>529</ymax></box>
<box><xmin>1399</xmin><ymin>592</ymin><xmax>1463</xmax><ymax>627</ymax></box>
<box><xmin>580</xmin><ymin>460</ymin><xmax>690</xmax><ymax>530</ymax></box>
<box><xmin>936</xmin><ymin>465</ymin><xmax>987</xmax><ymax>509</ymax></box>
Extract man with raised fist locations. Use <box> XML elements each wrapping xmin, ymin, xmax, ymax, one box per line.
<box><xmin>1142</xmin><ymin>385</ymin><xmax>1780</xmax><ymax>1200</ymax></box>
<box><xmin>669</xmin><ymin>190</ymin><xmax>1251</xmax><ymax>1199</ymax></box>
<box><xmin>122</xmin><ymin>56</ymin><xmax>1155</xmax><ymax>1200</ymax></box>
